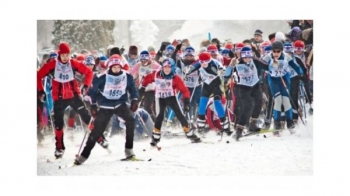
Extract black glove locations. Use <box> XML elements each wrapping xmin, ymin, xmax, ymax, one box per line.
<box><xmin>120</xmin><ymin>46</ymin><xmax>125</xmax><ymax>55</ymax></box>
<box><xmin>38</xmin><ymin>90</ymin><xmax>46</xmax><ymax>102</ymax></box>
<box><xmin>90</xmin><ymin>104</ymin><xmax>98</xmax><ymax>118</ymax></box>
<box><xmin>130</xmin><ymin>100</ymin><xmax>139</xmax><ymax>112</ymax></box>
<box><xmin>160</xmin><ymin>42</ymin><xmax>170</xmax><ymax>52</ymax></box>
<box><xmin>176</xmin><ymin>43</ymin><xmax>182</xmax><ymax>51</ymax></box>
<box><xmin>81</xmin><ymin>85</ymin><xmax>89</xmax><ymax>96</ymax></box>
<box><xmin>183</xmin><ymin>98</ymin><xmax>190</xmax><ymax>113</ymax></box>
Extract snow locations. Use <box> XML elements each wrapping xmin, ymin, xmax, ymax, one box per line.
<box><xmin>129</xmin><ymin>20</ymin><xmax>159</xmax><ymax>51</ymax></box>
<box><xmin>37</xmin><ymin>115</ymin><xmax>312</xmax><ymax>176</ymax></box>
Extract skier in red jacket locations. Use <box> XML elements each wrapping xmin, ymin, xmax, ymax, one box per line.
<box><xmin>37</xmin><ymin>42</ymin><xmax>94</xmax><ymax>158</ymax></box>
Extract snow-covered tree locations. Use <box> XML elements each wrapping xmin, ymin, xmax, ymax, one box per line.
<box><xmin>51</xmin><ymin>20</ymin><xmax>115</xmax><ymax>53</ymax></box>
<box><xmin>129</xmin><ymin>20</ymin><xmax>159</xmax><ymax>50</ymax></box>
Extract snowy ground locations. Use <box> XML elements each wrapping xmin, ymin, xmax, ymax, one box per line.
<box><xmin>37</xmin><ymin>115</ymin><xmax>313</xmax><ymax>176</ymax></box>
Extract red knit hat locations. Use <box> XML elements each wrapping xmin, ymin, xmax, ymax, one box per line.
<box><xmin>225</xmin><ymin>44</ymin><xmax>233</xmax><ymax>50</ymax></box>
<box><xmin>199</xmin><ymin>52</ymin><xmax>211</xmax><ymax>62</ymax></box>
<box><xmin>58</xmin><ymin>42</ymin><xmax>71</xmax><ymax>54</ymax></box>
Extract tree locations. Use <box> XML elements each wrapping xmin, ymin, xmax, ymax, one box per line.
<box><xmin>51</xmin><ymin>20</ymin><xmax>115</xmax><ymax>53</ymax></box>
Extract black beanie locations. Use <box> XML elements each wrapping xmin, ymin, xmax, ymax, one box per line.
<box><xmin>129</xmin><ymin>45</ymin><xmax>138</xmax><ymax>55</ymax></box>
<box><xmin>109</xmin><ymin>47</ymin><xmax>121</xmax><ymax>56</ymax></box>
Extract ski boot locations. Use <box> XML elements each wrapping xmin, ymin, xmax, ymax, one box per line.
<box><xmin>235</xmin><ymin>126</ymin><xmax>244</xmax><ymax>141</ymax></box>
<box><xmin>124</xmin><ymin>148</ymin><xmax>135</xmax><ymax>159</ymax></box>
<box><xmin>150</xmin><ymin>129</ymin><xmax>161</xmax><ymax>147</ymax></box>
<box><xmin>97</xmin><ymin>136</ymin><xmax>109</xmax><ymax>149</ymax></box>
<box><xmin>248</xmin><ymin>118</ymin><xmax>261</xmax><ymax>133</ymax></box>
<box><xmin>262</xmin><ymin>119</ymin><xmax>271</xmax><ymax>130</ymax></box>
<box><xmin>287</xmin><ymin>120</ymin><xmax>296</xmax><ymax>134</ymax></box>
<box><xmin>272</xmin><ymin>121</ymin><xmax>282</xmax><ymax>137</ymax></box>
<box><xmin>74</xmin><ymin>155</ymin><xmax>87</xmax><ymax>165</ymax></box>
<box><xmin>185</xmin><ymin>128</ymin><xmax>201</xmax><ymax>143</ymax></box>
<box><xmin>54</xmin><ymin>148</ymin><xmax>65</xmax><ymax>159</ymax></box>
<box><xmin>220</xmin><ymin>118</ymin><xmax>233</xmax><ymax>136</ymax></box>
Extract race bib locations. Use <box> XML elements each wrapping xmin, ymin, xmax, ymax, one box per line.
<box><xmin>199</xmin><ymin>67</ymin><xmax>217</xmax><ymax>85</ymax></box>
<box><xmin>155</xmin><ymin>77</ymin><xmax>174</xmax><ymax>98</ymax></box>
<box><xmin>269</xmin><ymin>59</ymin><xmax>289</xmax><ymax>77</ymax></box>
<box><xmin>236</xmin><ymin>62</ymin><xmax>259</xmax><ymax>86</ymax></box>
<box><xmin>184</xmin><ymin>71</ymin><xmax>199</xmax><ymax>87</ymax></box>
<box><xmin>102</xmin><ymin>72</ymin><xmax>127</xmax><ymax>100</ymax></box>
<box><xmin>54</xmin><ymin>61</ymin><xmax>75</xmax><ymax>83</ymax></box>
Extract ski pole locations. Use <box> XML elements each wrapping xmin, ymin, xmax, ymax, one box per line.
<box><xmin>76</xmin><ymin>117</ymin><xmax>94</xmax><ymax>158</ymax></box>
<box><xmin>280</xmin><ymin>77</ymin><xmax>306</xmax><ymax>126</ymax></box>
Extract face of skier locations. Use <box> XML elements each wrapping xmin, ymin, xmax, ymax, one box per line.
<box><xmin>60</xmin><ymin>53</ymin><xmax>70</xmax><ymax>63</ymax></box>
<box><xmin>162</xmin><ymin>65</ymin><xmax>172</xmax><ymax>75</ymax></box>
<box><xmin>111</xmin><ymin>65</ymin><xmax>121</xmax><ymax>73</ymax></box>
<box><xmin>129</xmin><ymin>54</ymin><xmax>137</xmax><ymax>60</ymax></box>
<box><xmin>243</xmin><ymin>57</ymin><xmax>251</xmax><ymax>63</ymax></box>
<box><xmin>200</xmin><ymin>59</ymin><xmax>210</xmax><ymax>68</ymax></box>
<box><xmin>294</xmin><ymin>47</ymin><xmax>304</xmax><ymax>55</ymax></box>
<box><xmin>272</xmin><ymin>49</ymin><xmax>282</xmax><ymax>59</ymax></box>
<box><xmin>254</xmin><ymin>34</ymin><xmax>262</xmax><ymax>42</ymax></box>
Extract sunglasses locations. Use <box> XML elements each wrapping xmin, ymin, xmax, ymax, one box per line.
<box><xmin>199</xmin><ymin>59</ymin><xmax>211</xmax><ymax>64</ymax></box>
<box><xmin>139</xmin><ymin>54</ymin><xmax>150</xmax><ymax>60</ymax></box>
<box><xmin>272</xmin><ymin>50</ymin><xmax>281</xmax><ymax>53</ymax></box>
<box><xmin>208</xmin><ymin>50</ymin><xmax>218</xmax><ymax>54</ymax></box>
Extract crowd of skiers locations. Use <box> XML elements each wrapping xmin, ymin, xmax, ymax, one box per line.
<box><xmin>37</xmin><ymin>21</ymin><xmax>313</xmax><ymax>164</ymax></box>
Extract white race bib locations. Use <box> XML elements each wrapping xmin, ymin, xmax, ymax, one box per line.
<box><xmin>54</xmin><ymin>60</ymin><xmax>75</xmax><ymax>83</ymax></box>
<box><xmin>269</xmin><ymin>59</ymin><xmax>289</xmax><ymax>77</ymax></box>
<box><xmin>184</xmin><ymin>70</ymin><xmax>199</xmax><ymax>88</ymax></box>
<box><xmin>236</xmin><ymin>62</ymin><xmax>259</xmax><ymax>86</ymax></box>
<box><xmin>102</xmin><ymin>72</ymin><xmax>127</xmax><ymax>100</ymax></box>
<box><xmin>155</xmin><ymin>77</ymin><xmax>175</xmax><ymax>98</ymax></box>
<box><xmin>199</xmin><ymin>67</ymin><xmax>218</xmax><ymax>85</ymax></box>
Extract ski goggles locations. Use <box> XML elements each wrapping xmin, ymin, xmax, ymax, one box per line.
<box><xmin>272</xmin><ymin>50</ymin><xmax>282</xmax><ymax>53</ymax></box>
<box><xmin>184</xmin><ymin>49</ymin><xmax>195</xmax><ymax>57</ymax></box>
<box><xmin>208</xmin><ymin>50</ymin><xmax>218</xmax><ymax>55</ymax></box>
<box><xmin>199</xmin><ymin>59</ymin><xmax>211</xmax><ymax>64</ymax></box>
<box><xmin>139</xmin><ymin>54</ymin><xmax>150</xmax><ymax>60</ymax></box>
<box><xmin>107</xmin><ymin>59</ymin><xmax>121</xmax><ymax>67</ymax></box>
<box><xmin>165</xmin><ymin>49</ymin><xmax>174</xmax><ymax>55</ymax></box>
<box><xmin>283</xmin><ymin>46</ymin><xmax>294</xmax><ymax>53</ymax></box>
<box><xmin>234</xmin><ymin>47</ymin><xmax>243</xmax><ymax>52</ymax></box>
<box><xmin>162</xmin><ymin>60</ymin><xmax>172</xmax><ymax>68</ymax></box>
<box><xmin>241</xmin><ymin>51</ymin><xmax>252</xmax><ymax>58</ymax></box>
<box><xmin>293</xmin><ymin>47</ymin><xmax>304</xmax><ymax>52</ymax></box>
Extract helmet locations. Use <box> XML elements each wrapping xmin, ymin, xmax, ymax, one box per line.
<box><xmin>271</xmin><ymin>41</ymin><xmax>284</xmax><ymax>51</ymax></box>
<box><xmin>84</xmin><ymin>55</ymin><xmax>95</xmax><ymax>66</ymax></box>
<box><xmin>139</xmin><ymin>50</ymin><xmax>150</xmax><ymax>60</ymax></box>
<box><xmin>240</xmin><ymin>46</ymin><xmax>253</xmax><ymax>58</ymax></box>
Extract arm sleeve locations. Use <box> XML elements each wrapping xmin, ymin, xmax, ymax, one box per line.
<box><xmin>73</xmin><ymin>60</ymin><xmax>93</xmax><ymax>86</ymax></box>
<box><xmin>37</xmin><ymin>61</ymin><xmax>55</xmax><ymax>91</ymax></box>
<box><xmin>127</xmin><ymin>74</ymin><xmax>139</xmax><ymax>101</ymax></box>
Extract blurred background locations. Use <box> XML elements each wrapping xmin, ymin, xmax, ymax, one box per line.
<box><xmin>37</xmin><ymin>20</ymin><xmax>293</xmax><ymax>58</ymax></box>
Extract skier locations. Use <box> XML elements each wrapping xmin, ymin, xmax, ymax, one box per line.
<box><xmin>74</xmin><ymin>55</ymin><xmax>139</xmax><ymax>165</ymax></box>
<box><xmin>138</xmin><ymin>58</ymin><xmax>202</xmax><ymax>146</ymax></box>
<box><xmin>186</xmin><ymin>52</ymin><xmax>232</xmax><ymax>136</ymax></box>
<box><xmin>229</xmin><ymin>46</ymin><xmax>269</xmax><ymax>140</ymax></box>
<box><xmin>262</xmin><ymin>41</ymin><xmax>304</xmax><ymax>135</ymax></box>
<box><xmin>37</xmin><ymin>42</ymin><xmax>94</xmax><ymax>158</ymax></box>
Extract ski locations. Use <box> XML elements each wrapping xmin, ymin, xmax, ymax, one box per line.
<box><xmin>58</xmin><ymin>163</ymin><xmax>77</xmax><ymax>169</ymax></box>
<box><xmin>120</xmin><ymin>157</ymin><xmax>144</xmax><ymax>161</ymax></box>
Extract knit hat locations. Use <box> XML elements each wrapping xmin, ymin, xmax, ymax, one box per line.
<box><xmin>129</xmin><ymin>45</ymin><xmax>138</xmax><ymax>55</ymax></box>
<box><xmin>221</xmin><ymin>48</ymin><xmax>230</xmax><ymax>56</ymax></box>
<box><xmin>254</xmin><ymin>29</ymin><xmax>263</xmax><ymax>36</ymax></box>
<box><xmin>76</xmin><ymin>54</ymin><xmax>85</xmax><ymax>62</ymax></box>
<box><xmin>84</xmin><ymin>55</ymin><xmax>95</xmax><ymax>65</ymax></box>
<box><xmin>139</xmin><ymin>50</ymin><xmax>150</xmax><ymax>60</ymax></box>
<box><xmin>110</xmin><ymin>47</ymin><xmax>121</xmax><ymax>56</ymax></box>
<box><xmin>283</xmin><ymin>43</ymin><xmax>293</xmax><ymax>53</ymax></box>
<box><xmin>271</xmin><ymin>41</ymin><xmax>284</xmax><ymax>50</ymax></box>
<box><xmin>58</xmin><ymin>42</ymin><xmax>70</xmax><ymax>55</ymax></box>
<box><xmin>199</xmin><ymin>52</ymin><xmax>211</xmax><ymax>63</ymax></box>
<box><xmin>275</xmin><ymin>32</ymin><xmax>285</xmax><ymax>42</ymax></box>
<box><xmin>49</xmin><ymin>52</ymin><xmax>58</xmax><ymax>59</ymax></box>
<box><xmin>224</xmin><ymin>44</ymin><xmax>233</xmax><ymax>50</ymax></box>
<box><xmin>184</xmin><ymin>46</ymin><xmax>195</xmax><ymax>57</ymax></box>
<box><xmin>165</xmin><ymin>45</ymin><xmax>175</xmax><ymax>55</ymax></box>
<box><xmin>240</xmin><ymin>46</ymin><xmax>253</xmax><ymax>58</ymax></box>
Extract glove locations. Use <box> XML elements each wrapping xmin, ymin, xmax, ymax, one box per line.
<box><xmin>130</xmin><ymin>99</ymin><xmax>139</xmax><ymax>112</ymax></box>
<box><xmin>120</xmin><ymin>46</ymin><xmax>125</xmax><ymax>55</ymax></box>
<box><xmin>90</xmin><ymin>104</ymin><xmax>98</xmax><ymax>118</ymax></box>
<box><xmin>183</xmin><ymin>98</ymin><xmax>190</xmax><ymax>113</ymax></box>
<box><xmin>38</xmin><ymin>90</ymin><xmax>46</xmax><ymax>102</ymax></box>
<box><xmin>175</xmin><ymin>42</ymin><xmax>182</xmax><ymax>51</ymax></box>
<box><xmin>81</xmin><ymin>85</ymin><xmax>89</xmax><ymax>96</ymax></box>
<box><xmin>83</xmin><ymin>95</ymin><xmax>92</xmax><ymax>103</ymax></box>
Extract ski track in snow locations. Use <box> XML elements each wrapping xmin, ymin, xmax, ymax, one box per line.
<box><xmin>37</xmin><ymin>116</ymin><xmax>313</xmax><ymax>176</ymax></box>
